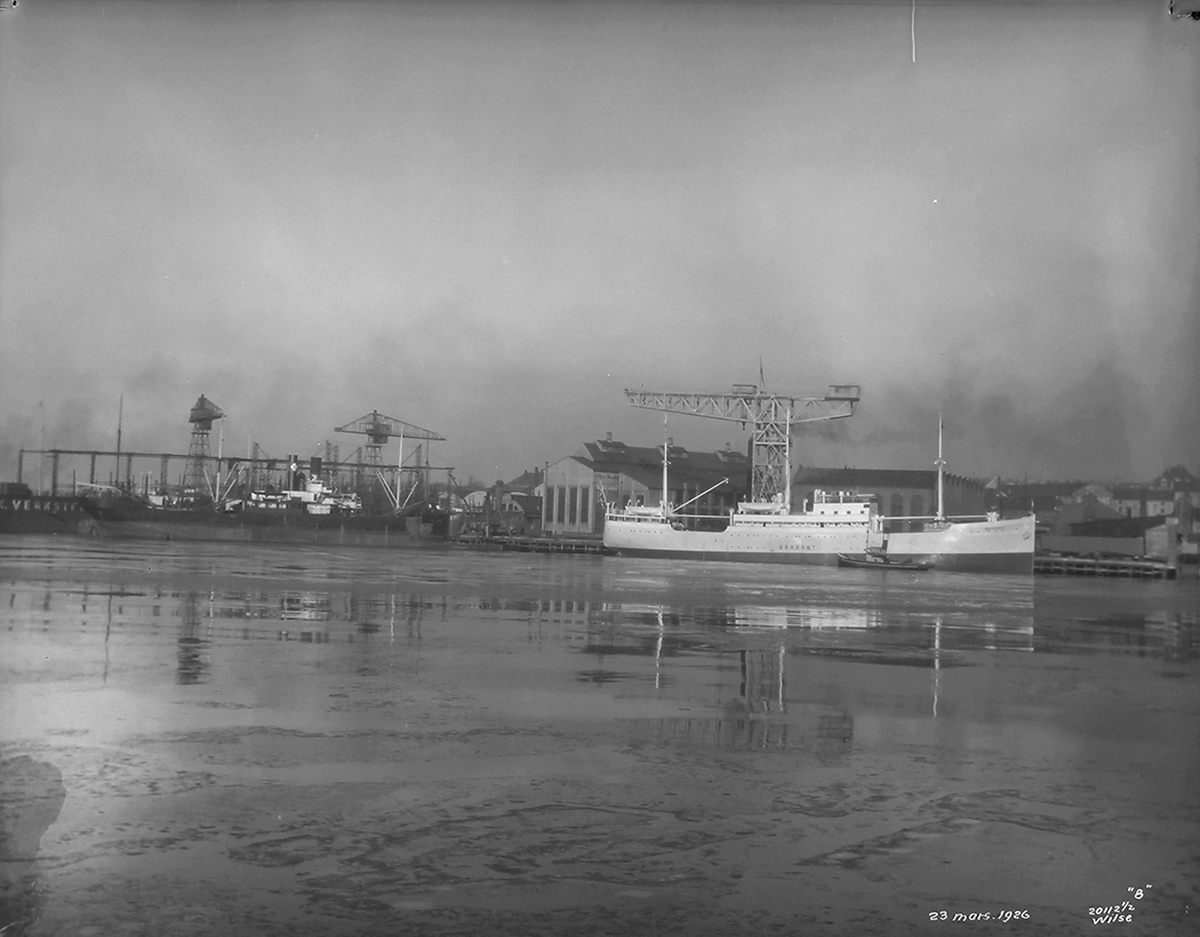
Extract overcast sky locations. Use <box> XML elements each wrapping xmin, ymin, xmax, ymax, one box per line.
<box><xmin>2</xmin><ymin>0</ymin><xmax>1197</xmax><ymax>487</ymax></box>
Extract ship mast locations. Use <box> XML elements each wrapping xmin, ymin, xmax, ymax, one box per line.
<box><xmin>661</xmin><ymin>415</ymin><xmax>670</xmax><ymax>517</ymax></box>
<box><xmin>784</xmin><ymin>401</ymin><xmax>792</xmax><ymax>513</ymax></box>
<box><xmin>115</xmin><ymin>395</ymin><xmax>123</xmax><ymax>490</ymax></box>
<box><xmin>935</xmin><ymin>413</ymin><xmax>946</xmax><ymax>522</ymax></box>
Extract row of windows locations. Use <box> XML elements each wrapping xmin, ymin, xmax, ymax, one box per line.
<box><xmin>890</xmin><ymin>494</ymin><xmax>924</xmax><ymax>516</ymax></box>
<box><xmin>545</xmin><ymin>485</ymin><xmax>592</xmax><ymax>527</ymax></box>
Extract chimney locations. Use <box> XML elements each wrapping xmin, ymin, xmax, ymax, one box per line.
<box><xmin>606</xmin><ymin>431</ymin><xmax>612</xmax><ymax>441</ymax></box>
<box><xmin>668</xmin><ymin>437</ymin><xmax>673</xmax><ymax>447</ymax></box>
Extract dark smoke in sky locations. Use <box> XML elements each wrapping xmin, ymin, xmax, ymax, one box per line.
<box><xmin>1</xmin><ymin>0</ymin><xmax>1197</xmax><ymax>487</ymax></box>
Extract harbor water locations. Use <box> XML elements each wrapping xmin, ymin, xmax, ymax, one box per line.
<box><xmin>1</xmin><ymin>537</ymin><xmax>1197</xmax><ymax>935</ymax></box>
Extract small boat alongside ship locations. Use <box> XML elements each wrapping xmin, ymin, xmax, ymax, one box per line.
<box><xmin>836</xmin><ymin>552</ymin><xmax>932</xmax><ymax>572</ymax></box>
<box><xmin>602</xmin><ymin>419</ymin><xmax>1035</xmax><ymax>574</ymax></box>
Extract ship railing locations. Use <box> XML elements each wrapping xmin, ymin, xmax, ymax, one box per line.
<box><xmin>605</xmin><ymin>506</ymin><xmax>728</xmax><ymax>521</ymax></box>
<box><xmin>738</xmin><ymin>501</ymin><xmax>789</xmax><ymax>514</ymax></box>
<box><xmin>605</xmin><ymin>507</ymin><xmax>662</xmax><ymax>522</ymax></box>
<box><xmin>77</xmin><ymin>482</ymin><xmax>124</xmax><ymax>493</ymax></box>
<box><xmin>881</xmin><ymin>512</ymin><xmax>999</xmax><ymax>524</ymax></box>
<box><xmin>607</xmin><ymin>504</ymin><xmax>663</xmax><ymax>515</ymax></box>
<box><xmin>812</xmin><ymin>489</ymin><xmax>876</xmax><ymax>504</ymax></box>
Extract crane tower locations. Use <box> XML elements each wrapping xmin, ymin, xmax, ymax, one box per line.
<box><xmin>183</xmin><ymin>394</ymin><xmax>225</xmax><ymax>502</ymax></box>
<box><xmin>623</xmin><ymin>383</ymin><xmax>860</xmax><ymax>511</ymax></box>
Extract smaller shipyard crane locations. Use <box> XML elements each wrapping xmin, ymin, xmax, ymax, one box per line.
<box><xmin>623</xmin><ymin>382</ymin><xmax>860</xmax><ymax>511</ymax></box>
<box><xmin>183</xmin><ymin>394</ymin><xmax>225</xmax><ymax>503</ymax></box>
<box><xmin>335</xmin><ymin>410</ymin><xmax>446</xmax><ymax>511</ymax></box>
<box><xmin>334</xmin><ymin>410</ymin><xmax>444</xmax><ymax>467</ymax></box>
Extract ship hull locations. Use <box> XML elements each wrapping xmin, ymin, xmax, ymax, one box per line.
<box><xmin>603</xmin><ymin>514</ymin><xmax>1034</xmax><ymax>574</ymax></box>
<box><xmin>78</xmin><ymin>518</ymin><xmax>457</xmax><ymax>548</ymax></box>
<box><xmin>1</xmin><ymin>495</ymin><xmax>89</xmax><ymax>535</ymax></box>
<box><xmin>76</xmin><ymin>504</ymin><xmax>465</xmax><ymax>545</ymax></box>
<box><xmin>883</xmin><ymin>516</ymin><xmax>1035</xmax><ymax>573</ymax></box>
<box><xmin>603</xmin><ymin>547</ymin><xmax>843</xmax><ymax>565</ymax></box>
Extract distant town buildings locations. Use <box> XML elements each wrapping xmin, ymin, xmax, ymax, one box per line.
<box><xmin>1108</xmin><ymin>485</ymin><xmax>1180</xmax><ymax>519</ymax></box>
<box><xmin>997</xmin><ymin>464</ymin><xmax>1199</xmax><ymax>561</ymax></box>
<box><xmin>463</xmin><ymin>468</ymin><xmax>544</xmax><ymax>535</ymax></box>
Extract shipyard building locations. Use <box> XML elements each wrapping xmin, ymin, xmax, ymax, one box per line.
<box><xmin>792</xmin><ymin>467</ymin><xmax>988</xmax><ymax>532</ymax></box>
<box><xmin>543</xmin><ymin>435</ymin><xmax>749</xmax><ymax>536</ymax></box>
<box><xmin>542</xmin><ymin>435</ymin><xmax>993</xmax><ymax>537</ymax></box>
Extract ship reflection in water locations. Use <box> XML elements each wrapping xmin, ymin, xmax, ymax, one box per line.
<box><xmin>1</xmin><ymin>540</ymin><xmax>1197</xmax><ymax>936</ymax></box>
<box><xmin>176</xmin><ymin>592</ymin><xmax>209</xmax><ymax>685</ymax></box>
<box><xmin>576</xmin><ymin>600</ymin><xmax>1038</xmax><ymax>754</ymax></box>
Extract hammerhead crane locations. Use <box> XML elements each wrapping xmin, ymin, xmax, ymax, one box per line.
<box><xmin>623</xmin><ymin>383</ymin><xmax>860</xmax><ymax>512</ymax></box>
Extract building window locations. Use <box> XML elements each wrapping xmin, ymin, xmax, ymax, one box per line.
<box><xmin>889</xmin><ymin>494</ymin><xmax>904</xmax><ymax>517</ymax></box>
<box><xmin>568</xmin><ymin>486</ymin><xmax>578</xmax><ymax>524</ymax></box>
<box><xmin>911</xmin><ymin>495</ymin><xmax>924</xmax><ymax>517</ymax></box>
<box><xmin>580</xmin><ymin>488</ymin><xmax>590</xmax><ymax>527</ymax></box>
<box><xmin>556</xmin><ymin>486</ymin><xmax>566</xmax><ymax>523</ymax></box>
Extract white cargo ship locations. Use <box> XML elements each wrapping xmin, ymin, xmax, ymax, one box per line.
<box><xmin>602</xmin><ymin>425</ymin><xmax>1034</xmax><ymax>574</ymax></box>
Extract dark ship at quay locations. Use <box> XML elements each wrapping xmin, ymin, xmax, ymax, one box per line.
<box><xmin>76</xmin><ymin>481</ymin><xmax>462</xmax><ymax>547</ymax></box>
<box><xmin>0</xmin><ymin>483</ymin><xmax>91</xmax><ymax>535</ymax></box>
<box><xmin>7</xmin><ymin>399</ymin><xmax>465</xmax><ymax>547</ymax></box>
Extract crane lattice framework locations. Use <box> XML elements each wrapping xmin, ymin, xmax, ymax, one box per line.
<box><xmin>334</xmin><ymin>410</ymin><xmax>445</xmax><ymax>467</ymax></box>
<box><xmin>335</xmin><ymin>410</ymin><xmax>446</xmax><ymax>510</ymax></box>
<box><xmin>623</xmin><ymin>383</ymin><xmax>861</xmax><ymax>511</ymax></box>
<box><xmin>183</xmin><ymin>394</ymin><xmax>225</xmax><ymax>501</ymax></box>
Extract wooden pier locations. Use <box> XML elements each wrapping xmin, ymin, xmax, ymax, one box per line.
<box><xmin>456</xmin><ymin>534</ymin><xmax>611</xmax><ymax>555</ymax></box>
<box><xmin>1034</xmin><ymin>554</ymin><xmax>1177</xmax><ymax>580</ymax></box>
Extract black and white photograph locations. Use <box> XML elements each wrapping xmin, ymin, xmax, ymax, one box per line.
<box><xmin>2</xmin><ymin>0</ymin><xmax>1198</xmax><ymax>933</ymax></box>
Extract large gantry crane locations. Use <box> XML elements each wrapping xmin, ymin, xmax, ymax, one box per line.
<box><xmin>623</xmin><ymin>382</ymin><xmax>860</xmax><ymax>513</ymax></box>
<box><xmin>335</xmin><ymin>410</ymin><xmax>446</xmax><ymax>511</ymax></box>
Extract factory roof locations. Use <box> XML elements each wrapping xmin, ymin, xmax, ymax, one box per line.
<box><xmin>573</xmin><ymin>439</ymin><xmax>747</xmax><ymax>491</ymax></box>
<box><xmin>793</xmin><ymin>467</ymin><xmax>983</xmax><ymax>490</ymax></box>
<box><xmin>1110</xmin><ymin>485</ymin><xmax>1179</xmax><ymax>502</ymax></box>
<box><xmin>1069</xmin><ymin>515</ymin><xmax>1172</xmax><ymax>537</ymax></box>
<box><xmin>503</xmin><ymin>468</ymin><xmax>543</xmax><ymax>493</ymax></box>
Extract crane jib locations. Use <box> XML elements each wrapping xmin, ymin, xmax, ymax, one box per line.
<box><xmin>620</xmin><ymin>384</ymin><xmax>861</xmax><ymax>508</ymax></box>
